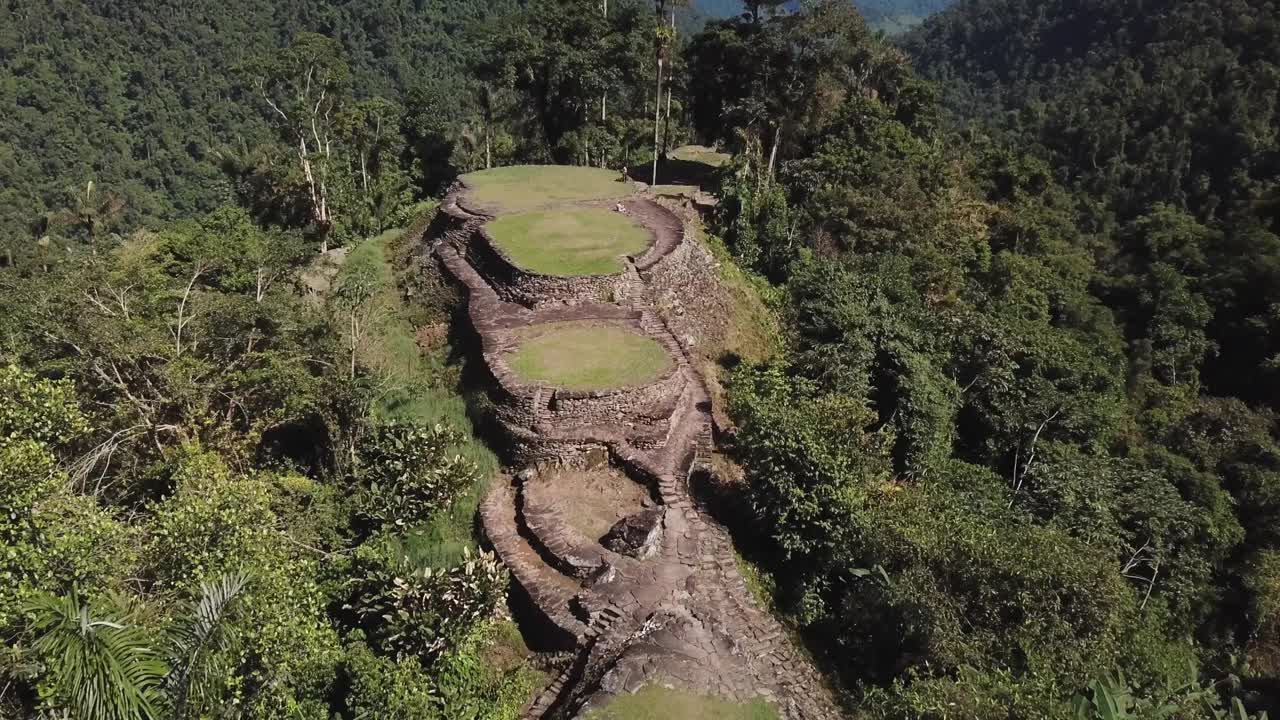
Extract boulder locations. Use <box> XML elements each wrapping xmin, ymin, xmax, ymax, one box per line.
<box><xmin>601</xmin><ymin>507</ymin><xmax>665</xmax><ymax>559</ymax></box>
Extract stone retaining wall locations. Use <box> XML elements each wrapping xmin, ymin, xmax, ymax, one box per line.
<box><xmin>450</xmin><ymin>197</ymin><xmax>689</xmax><ymax>311</ymax></box>
<box><xmin>640</xmin><ymin>208</ymin><xmax>728</xmax><ymax>356</ymax></box>
<box><xmin>482</xmin><ymin>324</ymin><xmax>687</xmax><ymax>441</ymax></box>
<box><xmin>467</xmin><ymin>224</ymin><xmax>643</xmax><ymax>308</ymax></box>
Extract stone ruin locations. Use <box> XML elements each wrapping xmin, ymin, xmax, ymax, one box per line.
<box><xmin>428</xmin><ymin>178</ymin><xmax>841</xmax><ymax>719</ymax></box>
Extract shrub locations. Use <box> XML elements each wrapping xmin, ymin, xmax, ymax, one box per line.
<box><xmin>347</xmin><ymin>542</ymin><xmax>506</xmax><ymax>662</ymax></box>
<box><xmin>354</xmin><ymin>421</ymin><xmax>481</xmax><ymax>531</ymax></box>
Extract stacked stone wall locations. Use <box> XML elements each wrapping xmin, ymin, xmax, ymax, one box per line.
<box><xmin>467</xmin><ymin>225</ymin><xmax>640</xmax><ymax>308</ymax></box>
<box><xmin>644</xmin><ymin>236</ymin><xmax>726</xmax><ymax>353</ymax></box>
<box><xmin>482</xmin><ymin>321</ymin><xmax>686</xmax><ymax>440</ymax></box>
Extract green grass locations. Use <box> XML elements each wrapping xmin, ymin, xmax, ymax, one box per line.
<box><xmin>336</xmin><ymin>227</ymin><xmax>499</xmax><ymax>564</ymax></box>
<box><xmin>585</xmin><ymin>686</ymin><xmax>778</xmax><ymax>720</ymax></box>
<box><xmin>696</xmin><ymin>225</ymin><xmax>783</xmax><ymax>365</ymax></box>
<box><xmin>649</xmin><ymin>184</ymin><xmax>701</xmax><ymax>198</ymax></box>
<box><xmin>461</xmin><ymin>165</ymin><xmax>633</xmax><ymax>214</ymax></box>
<box><xmin>668</xmin><ymin>145</ymin><xmax>731</xmax><ymax>168</ymax></box>
<box><xmin>505</xmin><ymin>322</ymin><xmax>672</xmax><ymax>391</ymax></box>
<box><xmin>487</xmin><ymin>207</ymin><xmax>651</xmax><ymax>276</ymax></box>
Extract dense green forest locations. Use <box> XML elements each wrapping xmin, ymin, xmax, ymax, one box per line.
<box><xmin>4</xmin><ymin>0</ymin><xmax>1280</xmax><ymax>718</ymax></box>
<box><xmin>692</xmin><ymin>0</ymin><xmax>955</xmax><ymax>33</ymax></box>
<box><xmin>690</xmin><ymin>0</ymin><xmax>1280</xmax><ymax>716</ymax></box>
<box><xmin>0</xmin><ymin>0</ymin><xmax>508</xmax><ymax>252</ymax></box>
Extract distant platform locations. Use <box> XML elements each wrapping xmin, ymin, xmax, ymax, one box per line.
<box><xmin>460</xmin><ymin>165</ymin><xmax>634</xmax><ymax>215</ymax></box>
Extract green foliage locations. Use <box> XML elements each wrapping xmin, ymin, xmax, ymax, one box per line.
<box><xmin>427</xmin><ymin>621</ymin><xmax>544</xmax><ymax>720</ymax></box>
<box><xmin>727</xmin><ymin>364</ymin><xmax>892</xmax><ymax>562</ymax></box>
<box><xmin>0</xmin><ymin>0</ymin><xmax>510</xmax><ymax>248</ymax></box>
<box><xmin>341</xmin><ymin>641</ymin><xmax>439</xmax><ymax>718</ymax></box>
<box><xmin>22</xmin><ymin>572</ymin><xmax>254</xmax><ymax>720</ymax></box>
<box><xmin>0</xmin><ymin>365</ymin><xmax>89</xmax><ymax>448</ymax></box>
<box><xmin>347</xmin><ymin>541</ymin><xmax>507</xmax><ymax>662</ymax></box>
<box><xmin>140</xmin><ymin>447</ymin><xmax>344</xmax><ymax>716</ymax></box>
<box><xmin>25</xmin><ymin>591</ymin><xmax>167</xmax><ymax>720</ymax></box>
<box><xmin>1071</xmin><ymin>669</ymin><xmax>1268</xmax><ymax>720</ymax></box>
<box><xmin>700</xmin><ymin>1</ymin><xmax>1280</xmax><ymax>712</ymax></box>
<box><xmin>476</xmin><ymin>0</ymin><xmax>654</xmax><ymax>164</ymax></box>
<box><xmin>0</xmin><ymin>47</ymin><xmax>514</xmax><ymax>712</ymax></box>
<box><xmin>166</xmin><ymin>572</ymin><xmax>251</xmax><ymax>719</ymax></box>
<box><xmin>0</xmin><ymin>207</ymin><xmax>330</xmax><ymax>489</ymax></box>
<box><xmin>342</xmin><ymin>621</ymin><xmax>539</xmax><ymax>720</ymax></box>
<box><xmin>0</xmin><ymin>370</ymin><xmax>130</xmax><ymax>636</ymax></box>
<box><xmin>355</xmin><ymin>421</ymin><xmax>482</xmax><ymax>532</ymax></box>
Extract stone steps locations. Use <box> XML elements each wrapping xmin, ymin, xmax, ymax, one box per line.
<box><xmin>517</xmin><ymin>488</ymin><xmax>629</xmax><ymax>580</ymax></box>
<box><xmin>481</xmin><ymin>482</ymin><xmax>589</xmax><ymax>648</ymax></box>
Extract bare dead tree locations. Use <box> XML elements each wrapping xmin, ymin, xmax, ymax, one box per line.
<box><xmin>1009</xmin><ymin>409</ymin><xmax>1061</xmax><ymax>508</ymax></box>
<box><xmin>172</xmin><ymin>263</ymin><xmax>207</xmax><ymax>358</ymax></box>
<box><xmin>1121</xmin><ymin>538</ymin><xmax>1161</xmax><ymax>609</ymax></box>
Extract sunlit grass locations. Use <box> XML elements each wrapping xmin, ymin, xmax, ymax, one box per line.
<box><xmin>487</xmin><ymin>207</ymin><xmax>651</xmax><ymax>276</ymax></box>
<box><xmin>461</xmin><ymin>165</ymin><xmax>633</xmax><ymax>214</ymax></box>
<box><xmin>505</xmin><ymin>321</ymin><xmax>672</xmax><ymax>391</ymax></box>
<box><xmin>585</xmin><ymin>686</ymin><xmax>778</xmax><ymax>720</ymax></box>
<box><xmin>668</xmin><ymin>145</ymin><xmax>731</xmax><ymax>168</ymax></box>
<box><xmin>337</xmin><ymin>227</ymin><xmax>499</xmax><ymax>564</ymax></box>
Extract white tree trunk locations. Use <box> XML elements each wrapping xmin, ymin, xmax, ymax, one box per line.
<box><xmin>652</xmin><ymin>57</ymin><xmax>663</xmax><ymax>189</ymax></box>
<box><xmin>767</xmin><ymin>124</ymin><xmax>781</xmax><ymax>181</ymax></box>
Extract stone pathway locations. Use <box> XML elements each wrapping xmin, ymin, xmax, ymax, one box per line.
<box><xmin>431</xmin><ymin>185</ymin><xmax>841</xmax><ymax>719</ymax></box>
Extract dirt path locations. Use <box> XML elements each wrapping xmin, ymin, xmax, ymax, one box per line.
<box><xmin>432</xmin><ymin>189</ymin><xmax>841</xmax><ymax>719</ymax></box>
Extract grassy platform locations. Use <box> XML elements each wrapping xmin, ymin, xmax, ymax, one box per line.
<box><xmin>487</xmin><ymin>207</ymin><xmax>651</xmax><ymax>276</ymax></box>
<box><xmin>668</xmin><ymin>145</ymin><xmax>731</xmax><ymax>168</ymax></box>
<box><xmin>462</xmin><ymin>165</ymin><xmax>633</xmax><ymax>214</ymax></box>
<box><xmin>585</xmin><ymin>686</ymin><xmax>777</xmax><ymax>720</ymax></box>
<box><xmin>505</xmin><ymin>321</ymin><xmax>672</xmax><ymax>391</ymax></box>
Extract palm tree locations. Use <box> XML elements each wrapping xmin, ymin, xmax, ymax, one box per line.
<box><xmin>50</xmin><ymin>181</ymin><xmax>126</xmax><ymax>254</ymax></box>
<box><xmin>650</xmin><ymin>0</ymin><xmax>687</xmax><ymax>187</ymax></box>
<box><xmin>26</xmin><ymin>590</ymin><xmax>166</xmax><ymax>720</ymax></box>
<box><xmin>166</xmin><ymin>572</ymin><xmax>250</xmax><ymax>719</ymax></box>
<box><xmin>25</xmin><ymin>572</ymin><xmax>250</xmax><ymax>720</ymax></box>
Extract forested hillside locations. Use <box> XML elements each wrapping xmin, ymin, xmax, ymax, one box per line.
<box><xmin>0</xmin><ymin>0</ymin><xmax>505</xmax><ymax>251</ymax></box>
<box><xmin>688</xmin><ymin>0</ymin><xmax>1280</xmax><ymax>716</ymax></box>
<box><xmin>692</xmin><ymin>0</ymin><xmax>956</xmax><ymax>32</ymax></box>
<box><xmin>4</xmin><ymin>0</ymin><xmax>1280</xmax><ymax>718</ymax></box>
<box><xmin>905</xmin><ymin>0</ymin><xmax>1280</xmax><ymax>405</ymax></box>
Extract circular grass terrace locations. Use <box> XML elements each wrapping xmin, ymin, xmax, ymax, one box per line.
<box><xmin>504</xmin><ymin>321</ymin><xmax>672</xmax><ymax>391</ymax></box>
<box><xmin>461</xmin><ymin>165</ymin><xmax>633</xmax><ymax>215</ymax></box>
<box><xmin>584</xmin><ymin>686</ymin><xmax>777</xmax><ymax>720</ymax></box>
<box><xmin>486</xmin><ymin>207</ymin><xmax>651</xmax><ymax>276</ymax></box>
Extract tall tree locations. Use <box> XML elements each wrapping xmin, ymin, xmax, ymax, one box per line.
<box><xmin>246</xmin><ymin>33</ymin><xmax>351</xmax><ymax>251</ymax></box>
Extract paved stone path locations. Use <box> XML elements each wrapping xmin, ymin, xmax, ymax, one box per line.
<box><xmin>431</xmin><ymin>186</ymin><xmax>841</xmax><ymax>719</ymax></box>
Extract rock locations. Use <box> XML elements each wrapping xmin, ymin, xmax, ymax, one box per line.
<box><xmin>588</xmin><ymin>561</ymin><xmax>617</xmax><ymax>586</ymax></box>
<box><xmin>517</xmin><ymin>467</ymin><xmax>539</xmax><ymax>482</ymax></box>
<box><xmin>602</xmin><ymin>507</ymin><xmax>665</xmax><ymax>559</ymax></box>
<box><xmin>584</xmin><ymin>446</ymin><xmax>610</xmax><ymax>469</ymax></box>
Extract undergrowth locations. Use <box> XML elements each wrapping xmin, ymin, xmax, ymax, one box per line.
<box><xmin>335</xmin><ymin>214</ymin><xmax>497</xmax><ymax>565</ymax></box>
